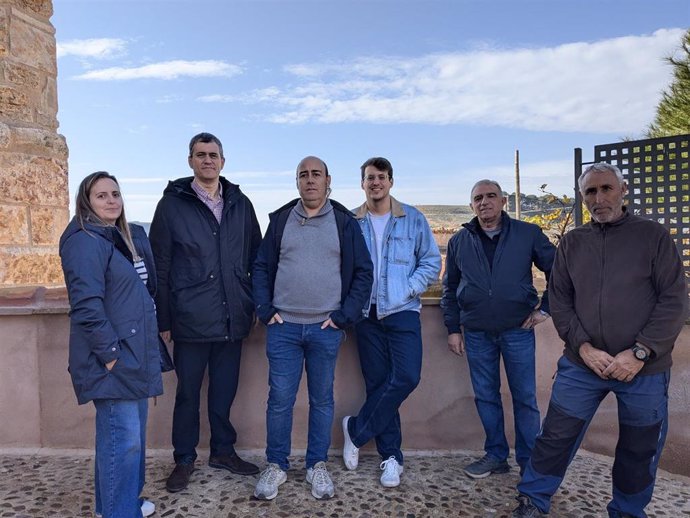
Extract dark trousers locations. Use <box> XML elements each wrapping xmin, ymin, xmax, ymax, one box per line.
<box><xmin>172</xmin><ymin>340</ymin><xmax>242</xmax><ymax>463</ymax></box>
<box><xmin>349</xmin><ymin>308</ymin><xmax>422</xmax><ymax>464</ymax></box>
<box><xmin>518</xmin><ymin>356</ymin><xmax>669</xmax><ymax>517</ymax></box>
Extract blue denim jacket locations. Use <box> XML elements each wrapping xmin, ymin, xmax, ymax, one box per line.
<box><xmin>354</xmin><ymin>197</ymin><xmax>441</xmax><ymax>319</ymax></box>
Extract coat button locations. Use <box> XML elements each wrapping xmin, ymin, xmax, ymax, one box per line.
<box><xmin>210</xmin><ymin>274</ymin><xmax>215</xmax><ymax>279</ymax></box>
<box><xmin>111</xmin><ymin>347</ymin><xmax>116</xmax><ymax>351</ymax></box>
<box><xmin>131</xmin><ymin>329</ymin><xmax>136</xmax><ymax>334</ymax></box>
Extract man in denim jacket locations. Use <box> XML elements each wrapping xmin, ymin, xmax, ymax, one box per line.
<box><xmin>342</xmin><ymin>157</ymin><xmax>441</xmax><ymax>488</ymax></box>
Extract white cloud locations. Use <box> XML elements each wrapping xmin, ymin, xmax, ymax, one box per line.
<box><xmin>224</xmin><ymin>28</ymin><xmax>684</xmax><ymax>133</ymax></box>
<box><xmin>156</xmin><ymin>94</ymin><xmax>184</xmax><ymax>104</ymax></box>
<box><xmin>57</xmin><ymin>38</ymin><xmax>128</xmax><ymax>59</ymax></box>
<box><xmin>73</xmin><ymin>60</ymin><xmax>243</xmax><ymax>81</ymax></box>
<box><xmin>198</xmin><ymin>87</ymin><xmax>282</xmax><ymax>104</ymax></box>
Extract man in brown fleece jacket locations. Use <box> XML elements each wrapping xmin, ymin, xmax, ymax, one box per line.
<box><xmin>512</xmin><ymin>163</ymin><xmax>688</xmax><ymax>518</ymax></box>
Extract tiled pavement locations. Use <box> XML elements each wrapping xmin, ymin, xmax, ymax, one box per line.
<box><xmin>1</xmin><ymin>449</ymin><xmax>690</xmax><ymax>517</ymax></box>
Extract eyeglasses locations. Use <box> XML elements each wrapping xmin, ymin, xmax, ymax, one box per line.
<box><xmin>364</xmin><ymin>174</ymin><xmax>390</xmax><ymax>182</ymax></box>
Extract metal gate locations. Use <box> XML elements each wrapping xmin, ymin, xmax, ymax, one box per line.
<box><xmin>574</xmin><ymin>133</ymin><xmax>690</xmax><ymax>298</ymax></box>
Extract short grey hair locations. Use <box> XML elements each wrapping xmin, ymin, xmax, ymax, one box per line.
<box><xmin>470</xmin><ymin>179</ymin><xmax>503</xmax><ymax>201</ymax></box>
<box><xmin>578</xmin><ymin>163</ymin><xmax>625</xmax><ymax>193</ymax></box>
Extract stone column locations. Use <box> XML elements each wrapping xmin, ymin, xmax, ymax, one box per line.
<box><xmin>0</xmin><ymin>0</ymin><xmax>68</xmax><ymax>291</ymax></box>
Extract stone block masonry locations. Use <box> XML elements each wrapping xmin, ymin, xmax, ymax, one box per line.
<box><xmin>0</xmin><ymin>0</ymin><xmax>68</xmax><ymax>291</ymax></box>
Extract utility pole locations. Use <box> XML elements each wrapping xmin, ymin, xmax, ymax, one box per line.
<box><xmin>515</xmin><ymin>149</ymin><xmax>521</xmax><ymax>220</ymax></box>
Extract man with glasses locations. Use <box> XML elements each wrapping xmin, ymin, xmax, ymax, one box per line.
<box><xmin>150</xmin><ymin>132</ymin><xmax>262</xmax><ymax>493</ymax></box>
<box><xmin>342</xmin><ymin>157</ymin><xmax>441</xmax><ymax>488</ymax></box>
<box><xmin>252</xmin><ymin>156</ymin><xmax>372</xmax><ymax>501</ymax></box>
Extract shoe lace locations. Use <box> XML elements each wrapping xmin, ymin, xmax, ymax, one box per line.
<box><xmin>380</xmin><ymin>456</ymin><xmax>398</xmax><ymax>475</ymax></box>
<box><xmin>477</xmin><ymin>454</ymin><xmax>495</xmax><ymax>468</ymax></box>
<box><xmin>311</xmin><ymin>464</ymin><xmax>331</xmax><ymax>487</ymax></box>
<box><xmin>261</xmin><ymin>464</ymin><xmax>282</xmax><ymax>485</ymax></box>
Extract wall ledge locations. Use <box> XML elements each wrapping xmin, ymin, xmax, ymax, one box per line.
<box><xmin>0</xmin><ymin>285</ymin><xmax>69</xmax><ymax>315</ymax></box>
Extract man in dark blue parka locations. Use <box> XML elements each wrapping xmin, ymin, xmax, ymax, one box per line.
<box><xmin>149</xmin><ymin>133</ymin><xmax>262</xmax><ymax>492</ymax></box>
<box><xmin>441</xmin><ymin>179</ymin><xmax>555</xmax><ymax>479</ymax></box>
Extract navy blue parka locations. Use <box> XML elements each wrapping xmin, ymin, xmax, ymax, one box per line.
<box><xmin>441</xmin><ymin>211</ymin><xmax>555</xmax><ymax>334</ymax></box>
<box><xmin>60</xmin><ymin>218</ymin><xmax>164</xmax><ymax>405</ymax></box>
<box><xmin>149</xmin><ymin>176</ymin><xmax>262</xmax><ymax>343</ymax></box>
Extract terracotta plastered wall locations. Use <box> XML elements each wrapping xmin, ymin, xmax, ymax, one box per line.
<box><xmin>0</xmin><ymin>0</ymin><xmax>68</xmax><ymax>290</ymax></box>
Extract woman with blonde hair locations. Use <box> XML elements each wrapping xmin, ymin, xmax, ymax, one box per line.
<box><xmin>60</xmin><ymin>171</ymin><xmax>163</xmax><ymax>517</ymax></box>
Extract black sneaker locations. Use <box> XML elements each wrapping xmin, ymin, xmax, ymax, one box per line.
<box><xmin>463</xmin><ymin>454</ymin><xmax>510</xmax><ymax>479</ymax></box>
<box><xmin>512</xmin><ymin>495</ymin><xmax>544</xmax><ymax>517</ymax></box>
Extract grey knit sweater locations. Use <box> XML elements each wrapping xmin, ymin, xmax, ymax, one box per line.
<box><xmin>273</xmin><ymin>200</ymin><xmax>342</xmax><ymax>324</ymax></box>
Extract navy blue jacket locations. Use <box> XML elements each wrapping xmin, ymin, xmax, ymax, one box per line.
<box><xmin>253</xmin><ymin>198</ymin><xmax>373</xmax><ymax>329</ymax></box>
<box><xmin>149</xmin><ymin>176</ymin><xmax>262</xmax><ymax>343</ymax></box>
<box><xmin>441</xmin><ymin>211</ymin><xmax>555</xmax><ymax>334</ymax></box>
<box><xmin>60</xmin><ymin>218</ymin><xmax>164</xmax><ymax>405</ymax></box>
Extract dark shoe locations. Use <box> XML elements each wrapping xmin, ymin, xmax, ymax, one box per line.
<box><xmin>165</xmin><ymin>462</ymin><xmax>195</xmax><ymax>493</ymax></box>
<box><xmin>209</xmin><ymin>452</ymin><xmax>260</xmax><ymax>475</ymax></box>
<box><xmin>512</xmin><ymin>495</ymin><xmax>544</xmax><ymax>517</ymax></box>
<box><xmin>464</xmin><ymin>454</ymin><xmax>510</xmax><ymax>479</ymax></box>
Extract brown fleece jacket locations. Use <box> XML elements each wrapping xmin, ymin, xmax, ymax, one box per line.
<box><xmin>550</xmin><ymin>210</ymin><xmax>688</xmax><ymax>375</ymax></box>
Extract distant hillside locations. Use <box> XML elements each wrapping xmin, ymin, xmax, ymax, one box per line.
<box><xmin>415</xmin><ymin>205</ymin><xmax>473</xmax><ymax>231</ymax></box>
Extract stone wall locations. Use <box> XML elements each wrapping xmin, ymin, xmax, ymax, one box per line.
<box><xmin>0</xmin><ymin>0</ymin><xmax>68</xmax><ymax>289</ymax></box>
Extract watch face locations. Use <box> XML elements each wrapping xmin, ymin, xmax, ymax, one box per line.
<box><xmin>634</xmin><ymin>348</ymin><xmax>647</xmax><ymax>360</ymax></box>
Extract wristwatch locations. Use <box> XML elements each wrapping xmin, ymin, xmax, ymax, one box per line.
<box><xmin>632</xmin><ymin>344</ymin><xmax>650</xmax><ymax>362</ymax></box>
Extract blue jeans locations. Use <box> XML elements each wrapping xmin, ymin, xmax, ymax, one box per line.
<box><xmin>464</xmin><ymin>328</ymin><xmax>540</xmax><ymax>470</ymax></box>
<box><xmin>349</xmin><ymin>308</ymin><xmax>422</xmax><ymax>464</ymax></box>
<box><xmin>94</xmin><ymin>398</ymin><xmax>148</xmax><ymax>518</ymax></box>
<box><xmin>265</xmin><ymin>322</ymin><xmax>344</xmax><ymax>470</ymax></box>
<box><xmin>518</xmin><ymin>356</ymin><xmax>669</xmax><ymax>517</ymax></box>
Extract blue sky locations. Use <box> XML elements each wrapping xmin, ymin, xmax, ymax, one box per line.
<box><xmin>52</xmin><ymin>0</ymin><xmax>689</xmax><ymax>229</ymax></box>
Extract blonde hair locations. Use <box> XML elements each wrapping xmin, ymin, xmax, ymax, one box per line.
<box><xmin>75</xmin><ymin>171</ymin><xmax>140</xmax><ymax>261</ymax></box>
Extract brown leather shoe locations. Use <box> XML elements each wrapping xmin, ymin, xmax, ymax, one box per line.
<box><xmin>165</xmin><ymin>462</ymin><xmax>195</xmax><ymax>492</ymax></box>
<box><xmin>208</xmin><ymin>452</ymin><xmax>260</xmax><ymax>475</ymax></box>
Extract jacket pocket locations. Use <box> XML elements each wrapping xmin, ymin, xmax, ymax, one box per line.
<box><xmin>235</xmin><ymin>267</ymin><xmax>255</xmax><ymax>316</ymax></box>
<box><xmin>113</xmin><ymin>319</ymin><xmax>143</xmax><ymax>368</ymax></box>
<box><xmin>171</xmin><ymin>267</ymin><xmax>207</xmax><ymax>291</ymax></box>
<box><xmin>390</xmin><ymin>236</ymin><xmax>414</xmax><ymax>265</ymax></box>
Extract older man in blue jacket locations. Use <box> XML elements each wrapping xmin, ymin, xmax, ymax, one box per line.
<box><xmin>441</xmin><ymin>179</ymin><xmax>555</xmax><ymax>479</ymax></box>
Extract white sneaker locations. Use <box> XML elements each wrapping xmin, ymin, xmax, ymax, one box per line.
<box><xmin>379</xmin><ymin>456</ymin><xmax>403</xmax><ymax>488</ymax></box>
<box><xmin>95</xmin><ymin>499</ymin><xmax>155</xmax><ymax>518</ymax></box>
<box><xmin>306</xmin><ymin>461</ymin><xmax>335</xmax><ymax>499</ymax></box>
<box><xmin>254</xmin><ymin>463</ymin><xmax>287</xmax><ymax>500</ymax></box>
<box><xmin>141</xmin><ymin>499</ymin><xmax>155</xmax><ymax>517</ymax></box>
<box><xmin>342</xmin><ymin>416</ymin><xmax>359</xmax><ymax>470</ymax></box>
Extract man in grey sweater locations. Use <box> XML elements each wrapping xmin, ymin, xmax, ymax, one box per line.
<box><xmin>252</xmin><ymin>156</ymin><xmax>373</xmax><ymax>501</ymax></box>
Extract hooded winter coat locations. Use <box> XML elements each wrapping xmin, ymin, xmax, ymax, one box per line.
<box><xmin>149</xmin><ymin>176</ymin><xmax>262</xmax><ymax>343</ymax></box>
<box><xmin>60</xmin><ymin>218</ymin><xmax>164</xmax><ymax>405</ymax></box>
